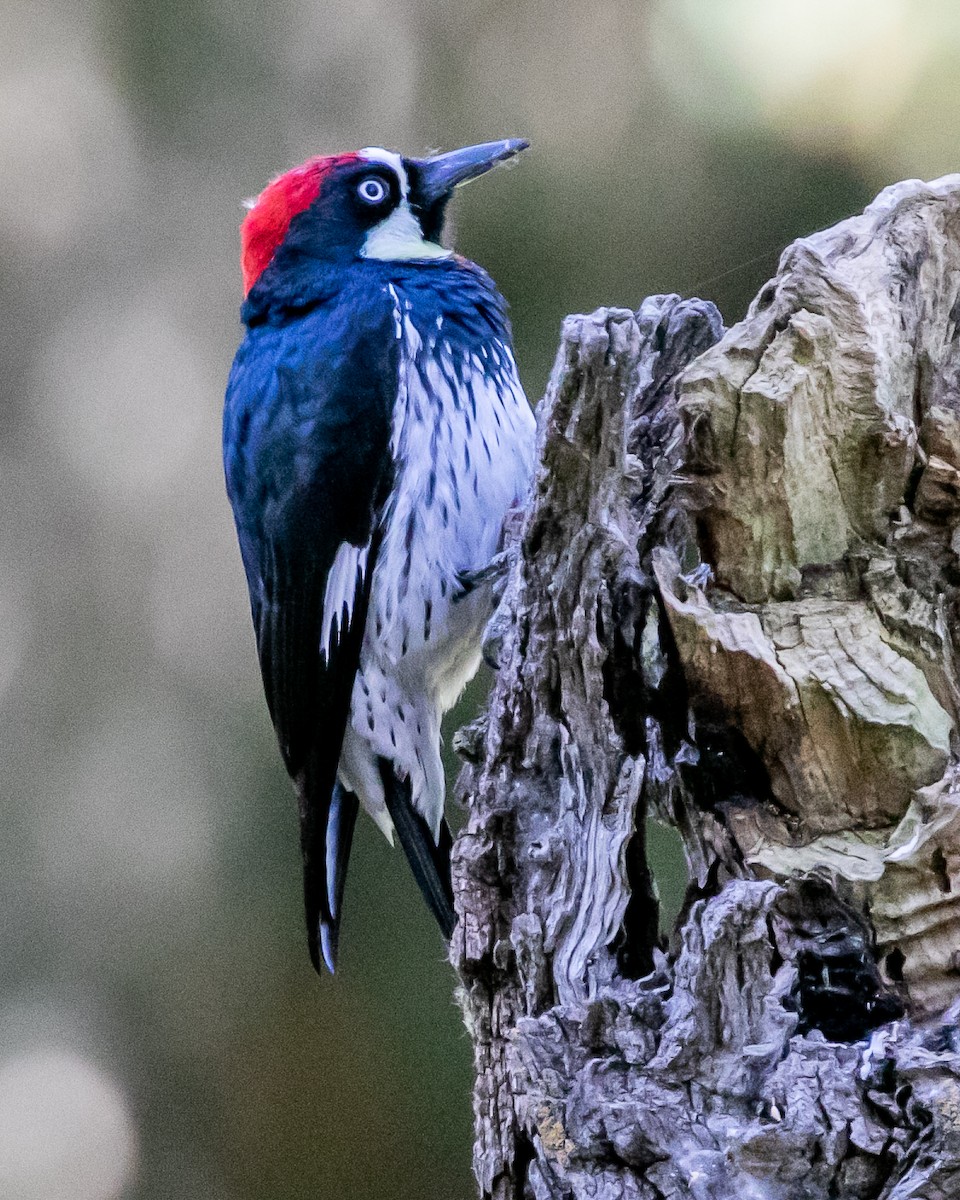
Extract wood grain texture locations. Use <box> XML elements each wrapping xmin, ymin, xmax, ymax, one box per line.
<box><xmin>453</xmin><ymin>178</ymin><xmax>960</xmax><ymax>1200</ymax></box>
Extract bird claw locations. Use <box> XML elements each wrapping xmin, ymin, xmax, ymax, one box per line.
<box><xmin>453</xmin><ymin>548</ymin><xmax>512</xmax><ymax>603</ymax></box>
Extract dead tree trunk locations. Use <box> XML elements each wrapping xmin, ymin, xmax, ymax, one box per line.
<box><xmin>452</xmin><ymin>176</ymin><xmax>960</xmax><ymax>1200</ymax></box>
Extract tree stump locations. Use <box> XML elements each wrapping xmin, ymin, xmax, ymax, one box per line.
<box><xmin>452</xmin><ymin>176</ymin><xmax>960</xmax><ymax>1200</ymax></box>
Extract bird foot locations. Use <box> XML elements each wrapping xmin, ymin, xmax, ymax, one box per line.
<box><xmin>454</xmin><ymin>550</ymin><xmax>511</xmax><ymax>602</ymax></box>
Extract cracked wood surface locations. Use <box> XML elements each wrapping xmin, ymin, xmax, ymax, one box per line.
<box><xmin>452</xmin><ymin>177</ymin><xmax>960</xmax><ymax>1199</ymax></box>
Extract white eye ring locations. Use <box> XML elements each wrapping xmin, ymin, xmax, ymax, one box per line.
<box><xmin>357</xmin><ymin>177</ymin><xmax>388</xmax><ymax>204</ymax></box>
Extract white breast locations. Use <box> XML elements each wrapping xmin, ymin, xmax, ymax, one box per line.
<box><xmin>336</xmin><ymin>292</ymin><xmax>536</xmax><ymax>837</ymax></box>
<box><xmin>376</xmin><ymin>309</ymin><xmax>534</xmax><ymax>680</ymax></box>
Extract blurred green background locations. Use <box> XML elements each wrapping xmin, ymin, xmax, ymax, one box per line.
<box><xmin>2</xmin><ymin>0</ymin><xmax>959</xmax><ymax>1196</ymax></box>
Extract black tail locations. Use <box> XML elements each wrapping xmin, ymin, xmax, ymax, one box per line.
<box><xmin>380</xmin><ymin>760</ymin><xmax>455</xmax><ymax>939</ymax></box>
<box><xmin>299</xmin><ymin>768</ymin><xmax>359</xmax><ymax>974</ymax></box>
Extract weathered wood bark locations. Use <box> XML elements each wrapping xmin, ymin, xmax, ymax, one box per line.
<box><xmin>452</xmin><ymin>176</ymin><xmax>960</xmax><ymax>1200</ymax></box>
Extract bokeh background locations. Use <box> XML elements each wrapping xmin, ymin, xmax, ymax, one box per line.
<box><xmin>2</xmin><ymin>0</ymin><xmax>959</xmax><ymax>1196</ymax></box>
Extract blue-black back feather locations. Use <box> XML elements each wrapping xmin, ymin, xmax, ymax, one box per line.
<box><xmin>224</xmin><ymin>275</ymin><xmax>398</xmax><ymax>969</ymax></box>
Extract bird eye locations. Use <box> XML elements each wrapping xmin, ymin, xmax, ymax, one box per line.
<box><xmin>357</xmin><ymin>177</ymin><xmax>388</xmax><ymax>205</ymax></box>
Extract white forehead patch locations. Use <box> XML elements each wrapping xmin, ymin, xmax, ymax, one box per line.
<box><xmin>358</xmin><ymin>147</ymin><xmax>408</xmax><ymax>197</ymax></box>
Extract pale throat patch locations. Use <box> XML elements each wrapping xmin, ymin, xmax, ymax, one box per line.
<box><xmin>362</xmin><ymin>201</ymin><xmax>452</xmax><ymax>262</ymax></box>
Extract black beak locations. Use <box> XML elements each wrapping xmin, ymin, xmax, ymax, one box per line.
<box><xmin>407</xmin><ymin>139</ymin><xmax>529</xmax><ymax>210</ymax></box>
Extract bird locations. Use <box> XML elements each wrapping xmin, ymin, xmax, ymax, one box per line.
<box><xmin>223</xmin><ymin>140</ymin><xmax>536</xmax><ymax>973</ymax></box>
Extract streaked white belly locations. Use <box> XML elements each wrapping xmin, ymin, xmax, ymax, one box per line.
<box><xmin>337</xmin><ymin>309</ymin><xmax>535</xmax><ymax>839</ymax></box>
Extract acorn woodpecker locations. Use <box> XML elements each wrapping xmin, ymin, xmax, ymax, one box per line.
<box><xmin>223</xmin><ymin>140</ymin><xmax>536</xmax><ymax>972</ymax></box>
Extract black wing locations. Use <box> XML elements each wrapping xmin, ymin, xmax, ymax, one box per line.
<box><xmin>224</xmin><ymin>297</ymin><xmax>398</xmax><ymax>971</ymax></box>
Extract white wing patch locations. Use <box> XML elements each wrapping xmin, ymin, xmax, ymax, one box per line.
<box><xmin>320</xmin><ymin>542</ymin><xmax>369</xmax><ymax>662</ymax></box>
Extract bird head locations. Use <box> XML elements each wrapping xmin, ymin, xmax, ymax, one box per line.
<box><xmin>240</xmin><ymin>139</ymin><xmax>528</xmax><ymax>296</ymax></box>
